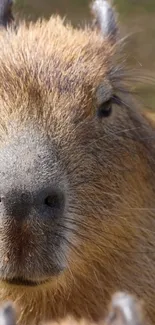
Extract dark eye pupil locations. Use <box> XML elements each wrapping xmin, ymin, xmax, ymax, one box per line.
<box><xmin>97</xmin><ymin>99</ymin><xmax>112</xmax><ymax>118</ymax></box>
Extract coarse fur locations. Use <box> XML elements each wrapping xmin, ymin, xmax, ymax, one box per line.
<box><xmin>0</xmin><ymin>292</ymin><xmax>145</xmax><ymax>325</ymax></box>
<box><xmin>0</xmin><ymin>1</ymin><xmax>154</xmax><ymax>325</ymax></box>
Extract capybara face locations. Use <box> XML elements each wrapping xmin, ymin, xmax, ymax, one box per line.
<box><xmin>0</xmin><ymin>1</ymin><xmax>154</xmax><ymax>325</ymax></box>
<box><xmin>0</xmin><ymin>10</ymin><xmax>119</xmax><ymax>285</ymax></box>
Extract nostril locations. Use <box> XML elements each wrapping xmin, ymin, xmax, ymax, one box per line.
<box><xmin>44</xmin><ymin>192</ymin><xmax>63</xmax><ymax>210</ymax></box>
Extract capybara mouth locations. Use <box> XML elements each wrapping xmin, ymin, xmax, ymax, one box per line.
<box><xmin>3</xmin><ymin>277</ymin><xmax>44</xmax><ymax>287</ymax></box>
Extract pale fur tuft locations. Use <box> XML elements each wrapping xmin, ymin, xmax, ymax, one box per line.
<box><xmin>91</xmin><ymin>0</ymin><xmax>118</xmax><ymax>42</ymax></box>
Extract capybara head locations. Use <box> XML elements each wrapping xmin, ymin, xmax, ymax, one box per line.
<box><xmin>0</xmin><ymin>1</ymin><xmax>154</xmax><ymax>325</ymax></box>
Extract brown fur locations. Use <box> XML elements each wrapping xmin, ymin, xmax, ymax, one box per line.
<box><xmin>0</xmin><ymin>292</ymin><xmax>145</xmax><ymax>325</ymax></box>
<box><xmin>0</xmin><ymin>4</ymin><xmax>154</xmax><ymax>325</ymax></box>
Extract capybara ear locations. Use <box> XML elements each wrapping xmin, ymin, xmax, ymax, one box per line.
<box><xmin>91</xmin><ymin>0</ymin><xmax>118</xmax><ymax>43</ymax></box>
<box><xmin>0</xmin><ymin>0</ymin><xmax>14</xmax><ymax>28</ymax></box>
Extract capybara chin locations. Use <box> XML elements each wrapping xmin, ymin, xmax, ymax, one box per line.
<box><xmin>0</xmin><ymin>1</ymin><xmax>154</xmax><ymax>325</ymax></box>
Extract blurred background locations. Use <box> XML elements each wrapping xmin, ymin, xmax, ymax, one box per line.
<box><xmin>14</xmin><ymin>0</ymin><xmax>155</xmax><ymax>112</ymax></box>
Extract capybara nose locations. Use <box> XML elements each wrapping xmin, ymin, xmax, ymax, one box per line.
<box><xmin>0</xmin><ymin>189</ymin><xmax>65</xmax><ymax>221</ymax></box>
<box><xmin>0</xmin><ymin>191</ymin><xmax>31</xmax><ymax>220</ymax></box>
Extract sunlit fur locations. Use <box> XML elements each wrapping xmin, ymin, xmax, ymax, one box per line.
<box><xmin>0</xmin><ymin>7</ymin><xmax>154</xmax><ymax>325</ymax></box>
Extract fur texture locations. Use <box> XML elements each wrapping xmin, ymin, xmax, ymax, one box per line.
<box><xmin>0</xmin><ymin>292</ymin><xmax>145</xmax><ymax>325</ymax></box>
<box><xmin>0</xmin><ymin>1</ymin><xmax>154</xmax><ymax>325</ymax></box>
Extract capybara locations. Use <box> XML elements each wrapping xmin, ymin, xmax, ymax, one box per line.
<box><xmin>0</xmin><ymin>1</ymin><xmax>154</xmax><ymax>325</ymax></box>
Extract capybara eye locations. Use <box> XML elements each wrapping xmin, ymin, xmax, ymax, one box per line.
<box><xmin>97</xmin><ymin>99</ymin><xmax>112</xmax><ymax>118</ymax></box>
